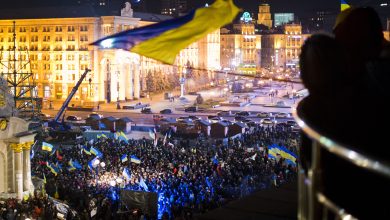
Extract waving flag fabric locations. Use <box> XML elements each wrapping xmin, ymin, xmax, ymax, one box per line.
<box><xmin>46</xmin><ymin>162</ymin><xmax>58</xmax><ymax>176</ymax></box>
<box><xmin>121</xmin><ymin>154</ymin><xmax>128</xmax><ymax>163</ymax></box>
<box><xmin>268</xmin><ymin>144</ymin><xmax>297</xmax><ymax>166</ymax></box>
<box><xmin>123</xmin><ymin>168</ymin><xmax>131</xmax><ymax>180</ymax></box>
<box><xmin>82</xmin><ymin>146</ymin><xmax>91</xmax><ymax>155</ymax></box>
<box><xmin>42</xmin><ymin>142</ymin><xmax>53</xmax><ymax>152</ymax></box>
<box><xmin>130</xmin><ymin>155</ymin><xmax>141</xmax><ymax>164</ymax></box>
<box><xmin>90</xmin><ymin>146</ymin><xmax>103</xmax><ymax>158</ymax></box>
<box><xmin>91</xmin><ymin>0</ymin><xmax>239</xmax><ymax>64</ymax></box>
<box><xmin>341</xmin><ymin>0</ymin><xmax>350</xmax><ymax>11</ymax></box>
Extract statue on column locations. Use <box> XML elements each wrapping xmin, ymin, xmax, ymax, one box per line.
<box><xmin>121</xmin><ymin>2</ymin><xmax>133</xmax><ymax>18</ymax></box>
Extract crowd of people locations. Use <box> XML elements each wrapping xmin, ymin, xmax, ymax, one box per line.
<box><xmin>26</xmin><ymin>124</ymin><xmax>299</xmax><ymax>220</ymax></box>
<box><xmin>0</xmin><ymin>194</ymin><xmax>60</xmax><ymax>220</ymax></box>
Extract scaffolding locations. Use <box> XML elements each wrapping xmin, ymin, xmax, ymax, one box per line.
<box><xmin>0</xmin><ymin>21</ymin><xmax>41</xmax><ymax>119</ymax></box>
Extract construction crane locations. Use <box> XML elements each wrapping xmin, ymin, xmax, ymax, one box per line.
<box><xmin>48</xmin><ymin>69</ymin><xmax>91</xmax><ymax>131</ymax></box>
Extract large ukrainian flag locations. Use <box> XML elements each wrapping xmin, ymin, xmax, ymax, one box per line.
<box><xmin>91</xmin><ymin>0</ymin><xmax>239</xmax><ymax>64</ymax></box>
<box><xmin>341</xmin><ymin>0</ymin><xmax>350</xmax><ymax>11</ymax></box>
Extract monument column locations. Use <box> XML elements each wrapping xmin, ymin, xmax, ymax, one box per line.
<box><xmin>126</xmin><ymin>63</ymin><xmax>134</xmax><ymax>100</ymax></box>
<box><xmin>133</xmin><ymin>63</ymin><xmax>140</xmax><ymax>99</ymax></box>
<box><xmin>10</xmin><ymin>143</ymin><xmax>23</xmax><ymax>200</ymax></box>
<box><xmin>22</xmin><ymin>141</ymin><xmax>33</xmax><ymax>191</ymax></box>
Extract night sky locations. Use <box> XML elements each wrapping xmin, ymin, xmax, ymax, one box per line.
<box><xmin>1</xmin><ymin>0</ymin><xmax>389</xmax><ymax>21</ymax></box>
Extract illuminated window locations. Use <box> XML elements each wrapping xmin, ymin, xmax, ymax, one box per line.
<box><xmin>55</xmin><ymin>26</ymin><xmax>63</xmax><ymax>32</ymax></box>
<box><xmin>31</xmin><ymin>27</ymin><xmax>38</xmax><ymax>32</ymax></box>
<box><xmin>55</xmin><ymin>36</ymin><xmax>62</xmax><ymax>42</ymax></box>
<box><xmin>67</xmin><ymin>35</ymin><xmax>75</xmax><ymax>41</ymax></box>
<box><xmin>43</xmin><ymin>36</ymin><xmax>50</xmax><ymax>42</ymax></box>
<box><xmin>80</xmin><ymin>35</ymin><xmax>88</xmax><ymax>42</ymax></box>
<box><xmin>67</xmin><ymin>26</ymin><xmax>75</xmax><ymax>32</ymax></box>
<box><xmin>80</xmin><ymin>25</ymin><xmax>88</xmax><ymax>31</ymax></box>
<box><xmin>67</xmin><ymin>45</ymin><xmax>75</xmax><ymax>51</ymax></box>
<box><xmin>44</xmin><ymin>86</ymin><xmax>50</xmax><ymax>98</ymax></box>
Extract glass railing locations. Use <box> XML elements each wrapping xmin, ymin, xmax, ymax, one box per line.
<box><xmin>293</xmin><ymin>104</ymin><xmax>390</xmax><ymax>220</ymax></box>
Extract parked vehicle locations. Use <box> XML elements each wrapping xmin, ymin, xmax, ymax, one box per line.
<box><xmin>217</xmin><ymin>111</ymin><xmax>232</xmax><ymax>116</ymax></box>
<box><xmin>184</xmin><ymin>106</ymin><xmax>198</xmax><ymax>112</ymax></box>
<box><xmin>274</xmin><ymin>112</ymin><xmax>290</xmax><ymax>118</ymax></box>
<box><xmin>160</xmin><ymin>109</ymin><xmax>172</xmax><ymax>114</ymax></box>
<box><xmin>65</xmin><ymin>115</ymin><xmax>81</xmax><ymax>121</ymax></box>
<box><xmin>88</xmin><ymin>112</ymin><xmax>103</xmax><ymax>119</ymax></box>
<box><xmin>257</xmin><ymin>112</ymin><xmax>270</xmax><ymax>118</ymax></box>
<box><xmin>141</xmin><ymin>107</ymin><xmax>152</xmax><ymax>114</ymax></box>
<box><xmin>260</xmin><ymin>118</ymin><xmax>276</xmax><ymax>125</ymax></box>
<box><xmin>235</xmin><ymin>111</ymin><xmax>250</xmax><ymax>116</ymax></box>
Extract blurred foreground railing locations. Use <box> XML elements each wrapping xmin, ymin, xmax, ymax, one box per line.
<box><xmin>293</xmin><ymin>105</ymin><xmax>390</xmax><ymax>220</ymax></box>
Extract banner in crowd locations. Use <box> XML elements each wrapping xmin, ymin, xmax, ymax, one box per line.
<box><xmin>268</xmin><ymin>144</ymin><xmax>297</xmax><ymax>166</ymax></box>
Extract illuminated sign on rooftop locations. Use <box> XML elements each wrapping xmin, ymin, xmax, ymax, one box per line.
<box><xmin>240</xmin><ymin>12</ymin><xmax>252</xmax><ymax>23</ymax></box>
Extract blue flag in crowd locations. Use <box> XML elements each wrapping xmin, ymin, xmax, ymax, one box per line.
<box><xmin>90</xmin><ymin>146</ymin><xmax>103</xmax><ymax>158</ymax></box>
<box><xmin>30</xmin><ymin>148</ymin><xmax>35</xmax><ymax>159</ymax></box>
<box><xmin>130</xmin><ymin>155</ymin><xmax>141</xmax><ymax>164</ymax></box>
<box><xmin>123</xmin><ymin>168</ymin><xmax>131</xmax><ymax>180</ymax></box>
<box><xmin>88</xmin><ymin>157</ymin><xmax>99</xmax><ymax>171</ymax></box>
<box><xmin>139</xmin><ymin>176</ymin><xmax>149</xmax><ymax>191</ymax></box>
<box><xmin>121</xmin><ymin>154</ymin><xmax>128</xmax><ymax>163</ymax></box>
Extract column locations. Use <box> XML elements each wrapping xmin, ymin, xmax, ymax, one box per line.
<box><xmin>10</xmin><ymin>143</ymin><xmax>23</xmax><ymax>200</ymax></box>
<box><xmin>126</xmin><ymin>63</ymin><xmax>134</xmax><ymax>100</ymax></box>
<box><xmin>22</xmin><ymin>142</ymin><xmax>33</xmax><ymax>191</ymax></box>
<box><xmin>133</xmin><ymin>63</ymin><xmax>140</xmax><ymax>99</ymax></box>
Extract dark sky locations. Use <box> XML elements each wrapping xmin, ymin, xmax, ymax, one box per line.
<box><xmin>2</xmin><ymin>0</ymin><xmax>389</xmax><ymax>20</ymax></box>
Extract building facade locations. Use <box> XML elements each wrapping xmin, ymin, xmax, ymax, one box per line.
<box><xmin>221</xmin><ymin>13</ymin><xmax>261</xmax><ymax>74</ymax></box>
<box><xmin>0</xmin><ymin>5</ymin><xmax>220</xmax><ymax>106</ymax></box>
<box><xmin>274</xmin><ymin>13</ymin><xmax>294</xmax><ymax>27</ymax></box>
<box><xmin>257</xmin><ymin>4</ymin><xmax>273</xmax><ymax>29</ymax></box>
<box><xmin>261</xmin><ymin>24</ymin><xmax>310</xmax><ymax>71</ymax></box>
<box><xmin>161</xmin><ymin>0</ymin><xmax>188</xmax><ymax>17</ymax></box>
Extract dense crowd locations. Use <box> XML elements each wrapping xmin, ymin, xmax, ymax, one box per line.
<box><xmin>26</xmin><ymin>124</ymin><xmax>299</xmax><ymax>219</ymax></box>
<box><xmin>0</xmin><ymin>194</ymin><xmax>60</xmax><ymax>220</ymax></box>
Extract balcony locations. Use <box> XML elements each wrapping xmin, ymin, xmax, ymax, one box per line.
<box><xmin>294</xmin><ymin>100</ymin><xmax>390</xmax><ymax>219</ymax></box>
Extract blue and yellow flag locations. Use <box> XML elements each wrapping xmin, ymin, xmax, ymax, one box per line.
<box><xmin>42</xmin><ymin>142</ymin><xmax>53</xmax><ymax>152</ymax></box>
<box><xmin>90</xmin><ymin>146</ymin><xmax>103</xmax><ymax>158</ymax></box>
<box><xmin>46</xmin><ymin>162</ymin><xmax>58</xmax><ymax>176</ymax></box>
<box><xmin>91</xmin><ymin>0</ymin><xmax>239</xmax><ymax>64</ymax></box>
<box><xmin>82</xmin><ymin>146</ymin><xmax>91</xmax><ymax>155</ymax></box>
<box><xmin>130</xmin><ymin>155</ymin><xmax>141</xmax><ymax>164</ymax></box>
<box><xmin>268</xmin><ymin>144</ymin><xmax>297</xmax><ymax>166</ymax></box>
<box><xmin>341</xmin><ymin>0</ymin><xmax>350</xmax><ymax>11</ymax></box>
<box><xmin>121</xmin><ymin>154</ymin><xmax>128</xmax><ymax>163</ymax></box>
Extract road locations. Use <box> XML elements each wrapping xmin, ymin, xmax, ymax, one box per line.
<box><xmin>41</xmin><ymin>79</ymin><xmax>303</xmax><ymax>125</ymax></box>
